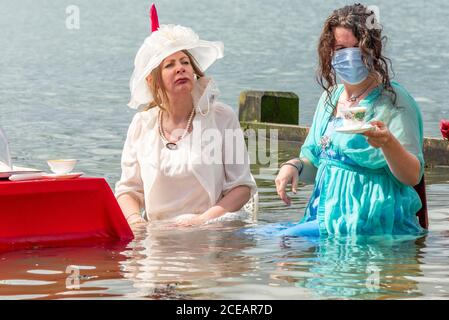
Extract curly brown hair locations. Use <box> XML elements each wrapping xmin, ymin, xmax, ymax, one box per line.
<box><xmin>317</xmin><ymin>3</ymin><xmax>396</xmax><ymax>110</ymax></box>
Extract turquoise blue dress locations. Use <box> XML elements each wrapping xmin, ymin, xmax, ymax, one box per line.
<box><xmin>244</xmin><ymin>81</ymin><xmax>426</xmax><ymax>238</ymax></box>
<box><xmin>294</xmin><ymin>82</ymin><xmax>426</xmax><ymax>236</ymax></box>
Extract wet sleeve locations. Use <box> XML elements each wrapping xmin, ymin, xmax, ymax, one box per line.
<box><xmin>387</xmin><ymin>92</ymin><xmax>425</xmax><ymax>180</ymax></box>
<box><xmin>220</xmin><ymin>105</ymin><xmax>257</xmax><ymax>197</ymax></box>
<box><xmin>114</xmin><ymin>113</ymin><xmax>145</xmax><ymax>208</ymax></box>
<box><xmin>344</xmin><ymin>86</ymin><xmax>424</xmax><ymax>174</ymax></box>
<box><xmin>299</xmin><ymin>92</ymin><xmax>328</xmax><ymax>167</ymax></box>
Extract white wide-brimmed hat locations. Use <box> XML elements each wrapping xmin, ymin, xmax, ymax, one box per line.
<box><xmin>128</xmin><ymin>4</ymin><xmax>224</xmax><ymax>110</ymax></box>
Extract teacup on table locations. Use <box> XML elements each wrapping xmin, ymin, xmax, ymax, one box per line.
<box><xmin>47</xmin><ymin>159</ymin><xmax>77</xmax><ymax>175</ymax></box>
<box><xmin>342</xmin><ymin>106</ymin><xmax>367</xmax><ymax>128</ymax></box>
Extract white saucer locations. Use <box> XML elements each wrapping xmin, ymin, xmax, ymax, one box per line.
<box><xmin>9</xmin><ymin>172</ymin><xmax>45</xmax><ymax>181</ymax></box>
<box><xmin>0</xmin><ymin>169</ymin><xmax>43</xmax><ymax>179</ymax></box>
<box><xmin>42</xmin><ymin>172</ymin><xmax>84</xmax><ymax>179</ymax></box>
<box><xmin>335</xmin><ymin>123</ymin><xmax>375</xmax><ymax>134</ymax></box>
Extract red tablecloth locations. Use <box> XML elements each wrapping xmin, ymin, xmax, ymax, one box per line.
<box><xmin>0</xmin><ymin>177</ymin><xmax>133</xmax><ymax>251</ymax></box>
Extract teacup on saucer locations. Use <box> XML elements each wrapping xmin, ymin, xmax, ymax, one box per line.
<box><xmin>342</xmin><ymin>106</ymin><xmax>367</xmax><ymax>128</ymax></box>
<box><xmin>47</xmin><ymin>159</ymin><xmax>77</xmax><ymax>175</ymax></box>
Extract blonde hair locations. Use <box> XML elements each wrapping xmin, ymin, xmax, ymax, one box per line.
<box><xmin>145</xmin><ymin>50</ymin><xmax>205</xmax><ymax>111</ymax></box>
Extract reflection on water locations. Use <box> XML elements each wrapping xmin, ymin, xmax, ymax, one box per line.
<box><xmin>0</xmin><ymin>241</ymin><xmax>130</xmax><ymax>299</ymax></box>
<box><xmin>119</xmin><ymin>222</ymin><xmax>259</xmax><ymax>299</ymax></box>
<box><xmin>0</xmin><ymin>226</ymin><xmax>444</xmax><ymax>300</ymax></box>
<box><xmin>269</xmin><ymin>235</ymin><xmax>427</xmax><ymax>299</ymax></box>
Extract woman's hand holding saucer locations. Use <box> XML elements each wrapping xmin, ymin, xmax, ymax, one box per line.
<box><xmin>363</xmin><ymin>120</ymin><xmax>393</xmax><ymax>148</ymax></box>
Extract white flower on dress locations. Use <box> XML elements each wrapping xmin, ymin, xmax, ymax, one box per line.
<box><xmin>320</xmin><ymin>135</ymin><xmax>331</xmax><ymax>152</ymax></box>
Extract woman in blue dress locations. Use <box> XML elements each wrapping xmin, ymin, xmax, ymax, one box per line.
<box><xmin>274</xmin><ymin>4</ymin><xmax>426</xmax><ymax>237</ymax></box>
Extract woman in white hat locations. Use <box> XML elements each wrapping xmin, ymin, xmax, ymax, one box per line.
<box><xmin>115</xmin><ymin>5</ymin><xmax>257</xmax><ymax>228</ymax></box>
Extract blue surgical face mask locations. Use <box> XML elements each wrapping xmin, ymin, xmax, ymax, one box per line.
<box><xmin>331</xmin><ymin>47</ymin><xmax>370</xmax><ymax>85</ymax></box>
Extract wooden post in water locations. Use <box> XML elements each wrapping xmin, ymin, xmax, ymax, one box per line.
<box><xmin>238</xmin><ymin>91</ymin><xmax>299</xmax><ymax>125</ymax></box>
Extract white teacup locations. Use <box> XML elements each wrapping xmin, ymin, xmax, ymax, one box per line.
<box><xmin>342</xmin><ymin>106</ymin><xmax>367</xmax><ymax>127</ymax></box>
<box><xmin>47</xmin><ymin>159</ymin><xmax>77</xmax><ymax>175</ymax></box>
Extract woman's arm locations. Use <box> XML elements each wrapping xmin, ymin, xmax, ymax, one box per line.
<box><xmin>275</xmin><ymin>91</ymin><xmax>327</xmax><ymax>205</ymax></box>
<box><xmin>176</xmin><ymin>186</ymin><xmax>251</xmax><ymax>226</ymax></box>
<box><xmin>364</xmin><ymin>120</ymin><xmax>421</xmax><ymax>186</ymax></box>
<box><xmin>298</xmin><ymin>158</ymin><xmax>318</xmax><ymax>184</ymax></box>
<box><xmin>275</xmin><ymin>157</ymin><xmax>317</xmax><ymax>206</ymax></box>
<box><xmin>115</xmin><ymin>114</ymin><xmax>146</xmax><ymax>226</ymax></box>
<box><xmin>117</xmin><ymin>194</ymin><xmax>146</xmax><ymax>225</ymax></box>
<box><xmin>176</xmin><ymin>104</ymin><xmax>255</xmax><ymax>226</ymax></box>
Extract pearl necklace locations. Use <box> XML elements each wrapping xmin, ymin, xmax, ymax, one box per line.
<box><xmin>158</xmin><ymin>107</ymin><xmax>195</xmax><ymax>150</ymax></box>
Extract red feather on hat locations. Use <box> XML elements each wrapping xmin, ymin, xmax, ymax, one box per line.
<box><xmin>150</xmin><ymin>3</ymin><xmax>160</xmax><ymax>32</ymax></box>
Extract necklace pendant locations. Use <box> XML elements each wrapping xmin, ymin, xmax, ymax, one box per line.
<box><xmin>166</xmin><ymin>142</ymin><xmax>178</xmax><ymax>150</ymax></box>
<box><xmin>349</xmin><ymin>95</ymin><xmax>357</xmax><ymax>102</ymax></box>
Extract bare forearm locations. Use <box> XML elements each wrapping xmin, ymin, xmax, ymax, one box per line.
<box><xmin>287</xmin><ymin>157</ymin><xmax>317</xmax><ymax>184</ymax></box>
<box><xmin>364</xmin><ymin>120</ymin><xmax>421</xmax><ymax>186</ymax></box>
<box><xmin>199</xmin><ymin>186</ymin><xmax>251</xmax><ymax>222</ymax></box>
<box><xmin>382</xmin><ymin>136</ymin><xmax>421</xmax><ymax>186</ymax></box>
<box><xmin>117</xmin><ymin>194</ymin><xmax>141</xmax><ymax>218</ymax></box>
